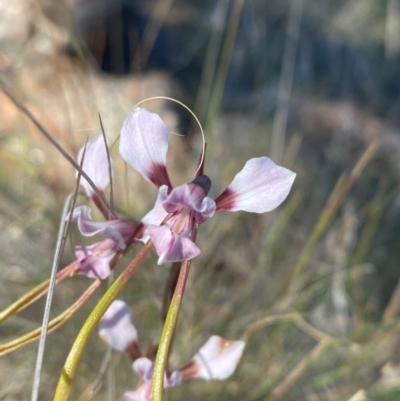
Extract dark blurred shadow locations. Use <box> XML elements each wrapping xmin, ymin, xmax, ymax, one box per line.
<box><xmin>67</xmin><ymin>0</ymin><xmax>400</xmax><ymax>123</ymax></box>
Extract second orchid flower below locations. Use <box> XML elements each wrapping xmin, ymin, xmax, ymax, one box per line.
<box><xmin>99</xmin><ymin>300</ymin><xmax>246</xmax><ymax>401</ymax></box>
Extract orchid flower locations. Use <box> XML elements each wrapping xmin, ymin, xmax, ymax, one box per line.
<box><xmin>99</xmin><ymin>301</ymin><xmax>245</xmax><ymax>400</ymax></box>
<box><xmin>71</xmin><ymin>135</ymin><xmax>136</xmax><ymax>280</ymax></box>
<box><xmin>70</xmin><ymin>207</ymin><xmax>136</xmax><ymax>279</ymax></box>
<box><xmin>120</xmin><ymin>108</ymin><xmax>296</xmax><ymax>265</ymax></box>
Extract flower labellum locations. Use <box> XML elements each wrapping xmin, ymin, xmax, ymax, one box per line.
<box><xmin>146</xmin><ymin>180</ymin><xmax>216</xmax><ymax>265</ymax></box>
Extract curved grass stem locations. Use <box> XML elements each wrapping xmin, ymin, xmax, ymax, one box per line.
<box><xmin>0</xmin><ymin>262</ymin><xmax>77</xmax><ymax>324</ymax></box>
<box><xmin>0</xmin><ymin>278</ymin><xmax>101</xmax><ymax>356</ymax></box>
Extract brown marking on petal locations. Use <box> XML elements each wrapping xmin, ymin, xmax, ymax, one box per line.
<box><xmin>125</xmin><ymin>340</ymin><xmax>142</xmax><ymax>361</ymax></box>
<box><xmin>214</xmin><ymin>188</ymin><xmax>237</xmax><ymax>212</ymax></box>
<box><xmin>131</xmin><ymin>222</ymin><xmax>145</xmax><ymax>241</ymax></box>
<box><xmin>218</xmin><ymin>338</ymin><xmax>234</xmax><ymax>354</ymax></box>
<box><xmin>179</xmin><ymin>359</ymin><xmax>200</xmax><ymax>380</ymax></box>
<box><xmin>149</xmin><ymin>162</ymin><xmax>173</xmax><ymax>189</ymax></box>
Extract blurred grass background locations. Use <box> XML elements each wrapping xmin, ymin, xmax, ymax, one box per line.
<box><xmin>1</xmin><ymin>0</ymin><xmax>400</xmax><ymax>400</ymax></box>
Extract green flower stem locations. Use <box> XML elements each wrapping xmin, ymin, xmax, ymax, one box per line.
<box><xmin>151</xmin><ymin>224</ymin><xmax>198</xmax><ymax>401</ymax></box>
<box><xmin>151</xmin><ymin>259</ymin><xmax>191</xmax><ymax>401</ymax></box>
<box><xmin>53</xmin><ymin>240</ymin><xmax>153</xmax><ymax>401</ymax></box>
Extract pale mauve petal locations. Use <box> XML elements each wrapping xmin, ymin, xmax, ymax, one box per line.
<box><xmin>138</xmin><ymin>186</ymin><xmax>169</xmax><ymax>243</ymax></box>
<box><xmin>167</xmin><ymin>371</ymin><xmax>183</xmax><ymax>388</ymax></box>
<box><xmin>133</xmin><ymin>357</ymin><xmax>154</xmax><ymax>381</ymax></box>
<box><xmin>71</xmin><ymin>206</ymin><xmax>135</xmax><ymax>249</ymax></box>
<box><xmin>77</xmin><ymin>135</ymin><xmax>114</xmax><ymax>198</ymax></box>
<box><xmin>124</xmin><ymin>383</ymin><xmax>152</xmax><ymax>401</ymax></box>
<box><xmin>75</xmin><ymin>239</ymin><xmax>117</xmax><ymax>280</ymax></box>
<box><xmin>148</xmin><ymin>225</ymin><xmax>200</xmax><ymax>265</ymax></box>
<box><xmin>133</xmin><ymin>358</ymin><xmax>182</xmax><ymax>388</ymax></box>
<box><xmin>119</xmin><ymin>108</ymin><xmax>172</xmax><ymax>188</ymax></box>
<box><xmin>163</xmin><ymin>184</ymin><xmax>216</xmax><ymax>224</ymax></box>
<box><xmin>185</xmin><ymin>336</ymin><xmax>245</xmax><ymax>380</ymax></box>
<box><xmin>99</xmin><ymin>300</ymin><xmax>138</xmax><ymax>352</ymax></box>
<box><xmin>125</xmin><ymin>358</ymin><xmax>182</xmax><ymax>401</ymax></box>
<box><xmin>215</xmin><ymin>157</ymin><xmax>296</xmax><ymax>213</ymax></box>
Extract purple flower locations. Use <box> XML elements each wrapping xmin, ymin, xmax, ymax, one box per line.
<box><xmin>71</xmin><ymin>136</ymin><xmax>137</xmax><ymax>279</ymax></box>
<box><xmin>144</xmin><ymin>182</ymin><xmax>216</xmax><ymax>264</ymax></box>
<box><xmin>70</xmin><ymin>205</ymin><xmax>136</xmax><ymax>279</ymax></box>
<box><xmin>100</xmin><ymin>301</ymin><xmax>245</xmax><ymax>400</ymax></box>
<box><xmin>120</xmin><ymin>108</ymin><xmax>296</xmax><ymax>264</ymax></box>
